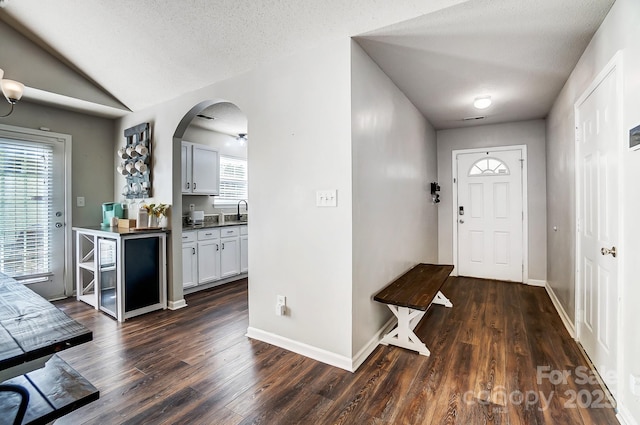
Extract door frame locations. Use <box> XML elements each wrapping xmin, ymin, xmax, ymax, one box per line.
<box><xmin>451</xmin><ymin>145</ymin><xmax>528</xmax><ymax>282</ymax></box>
<box><xmin>573</xmin><ymin>50</ymin><xmax>623</xmax><ymax>397</ymax></box>
<box><xmin>0</xmin><ymin>124</ymin><xmax>73</xmax><ymax>297</ymax></box>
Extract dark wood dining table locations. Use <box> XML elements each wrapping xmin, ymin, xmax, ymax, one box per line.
<box><xmin>0</xmin><ymin>273</ymin><xmax>99</xmax><ymax>424</ymax></box>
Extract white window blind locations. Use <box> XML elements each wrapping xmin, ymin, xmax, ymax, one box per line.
<box><xmin>217</xmin><ymin>156</ymin><xmax>247</xmax><ymax>204</ymax></box>
<box><xmin>0</xmin><ymin>139</ymin><xmax>53</xmax><ymax>279</ymax></box>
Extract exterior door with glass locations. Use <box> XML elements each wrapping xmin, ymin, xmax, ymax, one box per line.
<box><xmin>0</xmin><ymin>126</ymin><xmax>68</xmax><ymax>299</ymax></box>
<box><xmin>456</xmin><ymin>148</ymin><xmax>524</xmax><ymax>282</ymax></box>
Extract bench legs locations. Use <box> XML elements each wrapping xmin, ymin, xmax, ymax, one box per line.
<box><xmin>432</xmin><ymin>290</ymin><xmax>453</xmax><ymax>307</ymax></box>
<box><xmin>380</xmin><ymin>305</ymin><xmax>430</xmax><ymax>356</ymax></box>
<box><xmin>379</xmin><ymin>291</ymin><xmax>453</xmax><ymax>356</ymax></box>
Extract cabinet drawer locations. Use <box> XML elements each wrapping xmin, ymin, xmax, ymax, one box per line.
<box><xmin>198</xmin><ymin>229</ymin><xmax>220</xmax><ymax>240</ymax></box>
<box><xmin>181</xmin><ymin>231</ymin><xmax>196</xmax><ymax>243</ymax></box>
<box><xmin>240</xmin><ymin>225</ymin><xmax>248</xmax><ymax>235</ymax></box>
<box><xmin>220</xmin><ymin>226</ymin><xmax>239</xmax><ymax>238</ymax></box>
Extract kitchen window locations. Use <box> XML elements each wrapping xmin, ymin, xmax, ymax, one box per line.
<box><xmin>216</xmin><ymin>155</ymin><xmax>247</xmax><ymax>205</ymax></box>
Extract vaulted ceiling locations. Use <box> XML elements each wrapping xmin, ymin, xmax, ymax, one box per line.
<box><xmin>0</xmin><ymin>0</ymin><xmax>614</xmax><ymax>130</ymax></box>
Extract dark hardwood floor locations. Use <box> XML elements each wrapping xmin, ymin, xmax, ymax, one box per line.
<box><xmin>53</xmin><ymin>277</ymin><xmax>619</xmax><ymax>424</ymax></box>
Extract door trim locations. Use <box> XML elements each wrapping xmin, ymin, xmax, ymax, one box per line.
<box><xmin>451</xmin><ymin>145</ymin><xmax>528</xmax><ymax>282</ymax></box>
<box><xmin>573</xmin><ymin>50</ymin><xmax>623</xmax><ymax>397</ymax></box>
<box><xmin>0</xmin><ymin>124</ymin><xmax>73</xmax><ymax>297</ymax></box>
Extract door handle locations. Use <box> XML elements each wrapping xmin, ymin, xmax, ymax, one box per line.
<box><xmin>600</xmin><ymin>246</ymin><xmax>617</xmax><ymax>257</ymax></box>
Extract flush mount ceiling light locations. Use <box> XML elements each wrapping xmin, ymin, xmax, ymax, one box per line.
<box><xmin>236</xmin><ymin>133</ymin><xmax>248</xmax><ymax>146</ymax></box>
<box><xmin>0</xmin><ymin>68</ymin><xmax>25</xmax><ymax>118</ymax></box>
<box><xmin>473</xmin><ymin>95</ymin><xmax>492</xmax><ymax>110</ymax></box>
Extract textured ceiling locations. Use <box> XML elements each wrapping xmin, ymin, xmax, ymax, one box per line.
<box><xmin>0</xmin><ymin>0</ymin><xmax>465</xmax><ymax>111</ymax></box>
<box><xmin>357</xmin><ymin>0</ymin><xmax>615</xmax><ymax>129</ymax></box>
<box><xmin>0</xmin><ymin>0</ymin><xmax>614</xmax><ymax>131</ymax></box>
<box><xmin>189</xmin><ymin>102</ymin><xmax>248</xmax><ymax>136</ymax></box>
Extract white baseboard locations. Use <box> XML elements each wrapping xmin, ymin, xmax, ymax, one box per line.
<box><xmin>247</xmin><ymin>316</ymin><xmax>397</xmax><ymax>373</ymax></box>
<box><xmin>246</xmin><ymin>327</ymin><xmax>353</xmax><ymax>371</ymax></box>
<box><xmin>351</xmin><ymin>317</ymin><xmax>396</xmax><ymax>371</ymax></box>
<box><xmin>527</xmin><ymin>279</ymin><xmax>546</xmax><ymax>287</ymax></box>
<box><xmin>617</xmin><ymin>402</ymin><xmax>639</xmax><ymax>425</ymax></box>
<box><xmin>168</xmin><ymin>299</ymin><xmax>187</xmax><ymax>310</ymax></box>
<box><xmin>544</xmin><ymin>282</ymin><xmax>575</xmax><ymax>338</ymax></box>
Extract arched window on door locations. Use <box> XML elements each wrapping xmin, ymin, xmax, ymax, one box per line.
<box><xmin>468</xmin><ymin>157</ymin><xmax>510</xmax><ymax>176</ymax></box>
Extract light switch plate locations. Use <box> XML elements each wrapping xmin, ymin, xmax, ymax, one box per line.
<box><xmin>631</xmin><ymin>374</ymin><xmax>640</xmax><ymax>396</ymax></box>
<box><xmin>316</xmin><ymin>190</ymin><xmax>337</xmax><ymax>207</ymax></box>
<box><xmin>77</xmin><ymin>196</ymin><xmax>85</xmax><ymax>207</ymax></box>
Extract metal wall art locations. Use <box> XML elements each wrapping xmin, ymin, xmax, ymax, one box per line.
<box><xmin>118</xmin><ymin>123</ymin><xmax>152</xmax><ymax>199</ymax></box>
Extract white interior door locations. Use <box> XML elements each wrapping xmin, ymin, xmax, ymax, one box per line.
<box><xmin>576</xmin><ymin>64</ymin><xmax>619</xmax><ymax>396</ymax></box>
<box><xmin>0</xmin><ymin>127</ymin><xmax>68</xmax><ymax>299</ymax></box>
<box><xmin>456</xmin><ymin>148</ymin><xmax>524</xmax><ymax>282</ymax></box>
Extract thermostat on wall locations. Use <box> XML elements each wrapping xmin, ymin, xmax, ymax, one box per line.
<box><xmin>630</xmin><ymin>123</ymin><xmax>640</xmax><ymax>150</ymax></box>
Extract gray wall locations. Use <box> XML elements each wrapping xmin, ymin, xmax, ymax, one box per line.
<box><xmin>351</xmin><ymin>42</ymin><xmax>438</xmax><ymax>358</ymax></box>
<box><xmin>437</xmin><ymin>120</ymin><xmax>547</xmax><ymax>282</ymax></box>
<box><xmin>0</xmin><ymin>101</ymin><xmax>115</xmax><ymax>227</ymax></box>
<box><xmin>546</xmin><ymin>0</ymin><xmax>640</xmax><ymax>420</ymax></box>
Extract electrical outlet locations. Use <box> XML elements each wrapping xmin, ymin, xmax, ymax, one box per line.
<box><xmin>316</xmin><ymin>190</ymin><xmax>337</xmax><ymax>207</ymax></box>
<box><xmin>189</xmin><ymin>204</ymin><xmax>195</xmax><ymax>212</ymax></box>
<box><xmin>77</xmin><ymin>196</ymin><xmax>85</xmax><ymax>207</ymax></box>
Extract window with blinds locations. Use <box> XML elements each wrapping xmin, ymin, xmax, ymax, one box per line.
<box><xmin>0</xmin><ymin>139</ymin><xmax>53</xmax><ymax>280</ymax></box>
<box><xmin>217</xmin><ymin>155</ymin><xmax>248</xmax><ymax>204</ymax></box>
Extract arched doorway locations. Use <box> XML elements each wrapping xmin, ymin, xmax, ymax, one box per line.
<box><xmin>170</xmin><ymin>100</ymin><xmax>248</xmax><ymax>308</ymax></box>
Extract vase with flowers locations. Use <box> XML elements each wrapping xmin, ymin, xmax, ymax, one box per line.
<box><xmin>143</xmin><ymin>203</ymin><xmax>170</xmax><ymax>228</ymax></box>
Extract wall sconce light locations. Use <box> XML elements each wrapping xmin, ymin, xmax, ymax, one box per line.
<box><xmin>0</xmin><ymin>68</ymin><xmax>25</xmax><ymax>118</ymax></box>
<box><xmin>473</xmin><ymin>95</ymin><xmax>492</xmax><ymax>110</ymax></box>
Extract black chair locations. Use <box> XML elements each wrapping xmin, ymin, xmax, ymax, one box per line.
<box><xmin>0</xmin><ymin>384</ymin><xmax>30</xmax><ymax>425</ymax></box>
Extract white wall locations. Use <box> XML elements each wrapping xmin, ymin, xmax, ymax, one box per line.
<box><xmin>114</xmin><ymin>38</ymin><xmax>355</xmax><ymax>361</ymax></box>
<box><xmin>437</xmin><ymin>120</ymin><xmax>547</xmax><ymax>281</ymax></box>
<box><xmin>351</xmin><ymin>42</ymin><xmax>438</xmax><ymax>356</ymax></box>
<box><xmin>181</xmin><ymin>126</ymin><xmax>247</xmax><ymax>215</ymax></box>
<box><xmin>546</xmin><ymin>0</ymin><xmax>640</xmax><ymax>421</ymax></box>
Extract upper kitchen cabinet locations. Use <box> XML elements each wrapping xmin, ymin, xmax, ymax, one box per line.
<box><xmin>181</xmin><ymin>141</ymin><xmax>219</xmax><ymax>195</ymax></box>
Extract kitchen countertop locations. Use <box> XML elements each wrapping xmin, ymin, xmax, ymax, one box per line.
<box><xmin>183</xmin><ymin>221</ymin><xmax>248</xmax><ymax>230</ymax></box>
<box><xmin>73</xmin><ymin>225</ymin><xmax>171</xmax><ymax>236</ymax></box>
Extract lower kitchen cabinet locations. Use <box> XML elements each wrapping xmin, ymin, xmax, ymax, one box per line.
<box><xmin>198</xmin><ymin>238</ymin><xmax>221</xmax><ymax>283</ymax></box>
<box><xmin>220</xmin><ymin>227</ymin><xmax>240</xmax><ymax>279</ymax></box>
<box><xmin>240</xmin><ymin>226</ymin><xmax>248</xmax><ymax>273</ymax></box>
<box><xmin>181</xmin><ymin>232</ymin><xmax>198</xmax><ymax>289</ymax></box>
<box><xmin>182</xmin><ymin>225</ymin><xmax>246</xmax><ymax>291</ymax></box>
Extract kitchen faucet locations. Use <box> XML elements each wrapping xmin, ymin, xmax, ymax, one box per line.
<box><xmin>237</xmin><ymin>200</ymin><xmax>248</xmax><ymax>221</ymax></box>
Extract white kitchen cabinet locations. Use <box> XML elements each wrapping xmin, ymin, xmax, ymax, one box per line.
<box><xmin>181</xmin><ymin>142</ymin><xmax>192</xmax><ymax>194</ymax></box>
<box><xmin>240</xmin><ymin>226</ymin><xmax>248</xmax><ymax>274</ymax></box>
<box><xmin>181</xmin><ymin>225</ymin><xmax>246</xmax><ymax>292</ymax></box>
<box><xmin>220</xmin><ymin>227</ymin><xmax>240</xmax><ymax>279</ymax></box>
<box><xmin>181</xmin><ymin>231</ymin><xmax>198</xmax><ymax>289</ymax></box>
<box><xmin>181</xmin><ymin>141</ymin><xmax>219</xmax><ymax>195</ymax></box>
<box><xmin>197</xmin><ymin>229</ymin><xmax>221</xmax><ymax>283</ymax></box>
<box><xmin>182</xmin><ymin>242</ymin><xmax>198</xmax><ymax>289</ymax></box>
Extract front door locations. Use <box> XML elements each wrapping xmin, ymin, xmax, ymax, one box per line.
<box><xmin>576</xmin><ymin>62</ymin><xmax>619</xmax><ymax>396</ymax></box>
<box><xmin>456</xmin><ymin>148</ymin><xmax>524</xmax><ymax>282</ymax></box>
<box><xmin>0</xmin><ymin>125</ymin><xmax>68</xmax><ymax>299</ymax></box>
